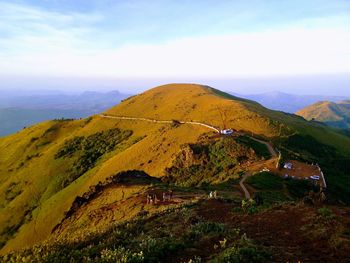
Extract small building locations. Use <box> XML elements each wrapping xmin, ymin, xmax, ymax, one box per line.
<box><xmin>310</xmin><ymin>175</ymin><xmax>320</xmax><ymax>180</ymax></box>
<box><xmin>284</xmin><ymin>163</ymin><xmax>293</xmax><ymax>170</ymax></box>
<box><xmin>220</xmin><ymin>129</ymin><xmax>233</xmax><ymax>135</ymax></box>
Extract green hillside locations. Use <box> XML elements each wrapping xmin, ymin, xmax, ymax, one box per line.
<box><xmin>0</xmin><ymin>84</ymin><xmax>349</xmax><ymax>258</ymax></box>
<box><xmin>297</xmin><ymin>101</ymin><xmax>350</xmax><ymax>130</ymax></box>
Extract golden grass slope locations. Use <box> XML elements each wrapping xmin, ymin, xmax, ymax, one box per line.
<box><xmin>106</xmin><ymin>84</ymin><xmax>282</xmax><ymax>137</ymax></box>
<box><xmin>0</xmin><ymin>109</ymin><xmax>209</xmax><ymax>253</ymax></box>
<box><xmin>1</xmin><ymin>83</ymin><xmax>350</xmax><ymax>253</ymax></box>
<box><xmin>297</xmin><ymin>101</ymin><xmax>350</xmax><ymax>129</ymax></box>
<box><xmin>108</xmin><ymin>84</ymin><xmax>350</xmax><ymax>153</ymax></box>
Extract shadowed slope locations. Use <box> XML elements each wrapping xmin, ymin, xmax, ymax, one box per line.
<box><xmin>297</xmin><ymin>101</ymin><xmax>350</xmax><ymax>130</ymax></box>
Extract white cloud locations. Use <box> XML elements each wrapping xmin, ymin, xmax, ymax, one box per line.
<box><xmin>2</xmin><ymin>27</ymin><xmax>349</xmax><ymax>78</ymax></box>
<box><xmin>0</xmin><ymin>2</ymin><xmax>101</xmax><ymax>54</ymax></box>
<box><xmin>0</xmin><ymin>2</ymin><xmax>349</xmax><ymax>78</ymax></box>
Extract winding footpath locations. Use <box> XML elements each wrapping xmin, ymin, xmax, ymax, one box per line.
<box><xmin>99</xmin><ymin>114</ymin><xmax>220</xmax><ymax>133</ymax></box>
<box><xmin>100</xmin><ymin>114</ymin><xmax>278</xmax><ymax>199</ymax></box>
<box><xmin>238</xmin><ymin>138</ymin><xmax>278</xmax><ymax>199</ymax></box>
<box><xmin>239</xmin><ymin>172</ymin><xmax>253</xmax><ymax>199</ymax></box>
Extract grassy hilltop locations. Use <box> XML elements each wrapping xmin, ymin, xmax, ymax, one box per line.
<box><xmin>297</xmin><ymin>100</ymin><xmax>350</xmax><ymax>130</ymax></box>
<box><xmin>0</xmin><ymin>84</ymin><xmax>349</xmax><ymax>260</ymax></box>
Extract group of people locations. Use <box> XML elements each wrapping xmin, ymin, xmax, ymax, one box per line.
<box><xmin>146</xmin><ymin>189</ymin><xmax>173</xmax><ymax>205</ymax></box>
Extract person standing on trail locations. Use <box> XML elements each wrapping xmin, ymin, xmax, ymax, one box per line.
<box><xmin>213</xmin><ymin>190</ymin><xmax>218</xmax><ymax>199</ymax></box>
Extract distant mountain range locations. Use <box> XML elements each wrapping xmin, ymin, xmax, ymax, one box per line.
<box><xmin>233</xmin><ymin>91</ymin><xmax>349</xmax><ymax>113</ymax></box>
<box><xmin>2</xmin><ymin>89</ymin><xmax>349</xmax><ymax>136</ymax></box>
<box><xmin>297</xmin><ymin>100</ymin><xmax>350</xmax><ymax>130</ymax></box>
<box><xmin>0</xmin><ymin>90</ymin><xmax>130</xmax><ymax>136</ymax></box>
<box><xmin>0</xmin><ymin>90</ymin><xmax>130</xmax><ymax>111</ymax></box>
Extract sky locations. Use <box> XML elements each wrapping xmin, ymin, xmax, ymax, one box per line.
<box><xmin>0</xmin><ymin>0</ymin><xmax>350</xmax><ymax>94</ymax></box>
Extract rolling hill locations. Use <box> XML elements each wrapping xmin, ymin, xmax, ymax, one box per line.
<box><xmin>237</xmin><ymin>91</ymin><xmax>349</xmax><ymax>113</ymax></box>
<box><xmin>297</xmin><ymin>100</ymin><xmax>350</xmax><ymax>130</ymax></box>
<box><xmin>0</xmin><ymin>84</ymin><xmax>349</xmax><ymax>261</ymax></box>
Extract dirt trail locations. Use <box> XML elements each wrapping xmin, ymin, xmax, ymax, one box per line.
<box><xmin>100</xmin><ymin>114</ymin><xmax>220</xmax><ymax>133</ymax></box>
<box><xmin>238</xmin><ymin>138</ymin><xmax>278</xmax><ymax>199</ymax></box>
<box><xmin>250</xmin><ymin>137</ymin><xmax>277</xmax><ymax>157</ymax></box>
<box><xmin>239</xmin><ymin>172</ymin><xmax>252</xmax><ymax>199</ymax></box>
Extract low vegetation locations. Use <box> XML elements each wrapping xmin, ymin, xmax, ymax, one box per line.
<box><xmin>278</xmin><ymin>133</ymin><xmax>350</xmax><ymax>204</ymax></box>
<box><xmin>55</xmin><ymin>128</ymin><xmax>133</xmax><ymax>187</ymax></box>
<box><xmin>164</xmin><ymin>137</ymin><xmax>258</xmax><ymax>187</ymax></box>
<box><xmin>236</xmin><ymin>135</ymin><xmax>271</xmax><ymax>159</ymax></box>
<box><xmin>2</xmin><ymin>197</ymin><xmax>347</xmax><ymax>263</ymax></box>
<box><xmin>246</xmin><ymin>172</ymin><xmax>318</xmax><ymax>204</ymax></box>
<box><xmin>0</xmin><ymin>201</ymin><xmax>270</xmax><ymax>263</ymax></box>
<box><xmin>246</xmin><ymin>172</ymin><xmax>283</xmax><ymax>191</ymax></box>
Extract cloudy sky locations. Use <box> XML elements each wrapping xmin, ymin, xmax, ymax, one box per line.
<box><xmin>0</xmin><ymin>0</ymin><xmax>350</xmax><ymax>94</ymax></box>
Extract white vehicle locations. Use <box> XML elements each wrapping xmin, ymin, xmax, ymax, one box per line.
<box><xmin>260</xmin><ymin>168</ymin><xmax>270</xmax><ymax>172</ymax></box>
<box><xmin>283</xmin><ymin>163</ymin><xmax>293</xmax><ymax>170</ymax></box>
<box><xmin>220</xmin><ymin>129</ymin><xmax>234</xmax><ymax>135</ymax></box>
<box><xmin>310</xmin><ymin>175</ymin><xmax>320</xmax><ymax>180</ymax></box>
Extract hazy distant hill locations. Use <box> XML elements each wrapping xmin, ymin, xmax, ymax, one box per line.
<box><xmin>297</xmin><ymin>100</ymin><xmax>350</xmax><ymax>130</ymax></box>
<box><xmin>0</xmin><ymin>108</ymin><xmax>93</xmax><ymax>137</ymax></box>
<box><xmin>0</xmin><ymin>90</ymin><xmax>129</xmax><ymax>111</ymax></box>
<box><xmin>236</xmin><ymin>91</ymin><xmax>349</xmax><ymax>113</ymax></box>
<box><xmin>0</xmin><ymin>90</ymin><xmax>130</xmax><ymax>136</ymax></box>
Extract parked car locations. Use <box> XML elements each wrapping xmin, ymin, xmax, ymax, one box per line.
<box><xmin>310</xmin><ymin>175</ymin><xmax>320</xmax><ymax>180</ymax></box>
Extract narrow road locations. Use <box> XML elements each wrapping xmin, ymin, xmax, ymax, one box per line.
<box><xmin>239</xmin><ymin>172</ymin><xmax>252</xmax><ymax>199</ymax></box>
<box><xmin>100</xmin><ymin>114</ymin><xmax>220</xmax><ymax>133</ymax></box>
<box><xmin>238</xmin><ymin>137</ymin><xmax>278</xmax><ymax>199</ymax></box>
<box><xmin>249</xmin><ymin>137</ymin><xmax>278</xmax><ymax>157</ymax></box>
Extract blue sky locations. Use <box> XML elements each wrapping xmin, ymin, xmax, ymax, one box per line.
<box><xmin>0</xmin><ymin>0</ymin><xmax>350</xmax><ymax>93</ymax></box>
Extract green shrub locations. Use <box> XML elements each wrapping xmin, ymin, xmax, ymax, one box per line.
<box><xmin>246</xmin><ymin>172</ymin><xmax>283</xmax><ymax>190</ymax></box>
<box><xmin>100</xmin><ymin>247</ymin><xmax>144</xmax><ymax>263</ymax></box>
<box><xmin>317</xmin><ymin>207</ymin><xmax>335</xmax><ymax>220</ymax></box>
<box><xmin>212</xmin><ymin>234</ymin><xmax>270</xmax><ymax>263</ymax></box>
<box><xmin>236</xmin><ymin>136</ymin><xmax>271</xmax><ymax>159</ymax></box>
<box><xmin>55</xmin><ymin>128</ymin><xmax>133</xmax><ymax>187</ymax></box>
<box><xmin>186</xmin><ymin>221</ymin><xmax>227</xmax><ymax>241</ymax></box>
<box><xmin>285</xmin><ymin>179</ymin><xmax>311</xmax><ymax>198</ymax></box>
<box><xmin>257</xmin><ymin>191</ymin><xmax>289</xmax><ymax>204</ymax></box>
<box><xmin>139</xmin><ymin>237</ymin><xmax>185</xmax><ymax>262</ymax></box>
<box><xmin>165</xmin><ymin>137</ymin><xmax>257</xmax><ymax>186</ymax></box>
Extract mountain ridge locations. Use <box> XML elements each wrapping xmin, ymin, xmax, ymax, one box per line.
<box><xmin>237</xmin><ymin>91</ymin><xmax>349</xmax><ymax>113</ymax></box>
<box><xmin>297</xmin><ymin>100</ymin><xmax>350</xmax><ymax>130</ymax></box>
<box><xmin>0</xmin><ymin>83</ymin><xmax>349</xmax><ymax>256</ymax></box>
